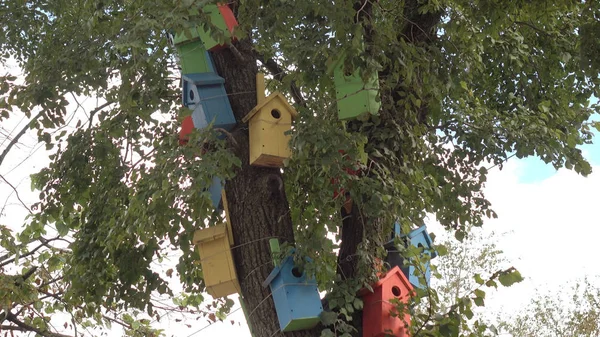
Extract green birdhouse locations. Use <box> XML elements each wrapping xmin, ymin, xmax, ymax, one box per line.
<box><xmin>172</xmin><ymin>4</ymin><xmax>238</xmax><ymax>51</ymax></box>
<box><xmin>176</xmin><ymin>41</ymin><xmax>212</xmax><ymax>74</ymax></box>
<box><xmin>333</xmin><ymin>59</ymin><xmax>381</xmax><ymax>120</ymax></box>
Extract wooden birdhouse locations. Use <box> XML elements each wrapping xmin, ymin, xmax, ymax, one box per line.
<box><xmin>179</xmin><ymin>115</ymin><xmax>195</xmax><ymax>145</ymax></box>
<box><xmin>262</xmin><ymin>256</ymin><xmax>323</xmax><ymax>332</ymax></box>
<box><xmin>359</xmin><ymin>266</ymin><xmax>413</xmax><ymax>337</ymax></box>
<box><xmin>384</xmin><ymin>224</ymin><xmax>436</xmax><ymax>290</ymax></box>
<box><xmin>242</xmin><ymin>73</ymin><xmax>298</xmax><ymax>168</ymax></box>
<box><xmin>176</xmin><ymin>42</ymin><xmax>213</xmax><ymax>74</ymax></box>
<box><xmin>182</xmin><ymin>72</ymin><xmax>236</xmax><ymax>131</ymax></box>
<box><xmin>172</xmin><ymin>4</ymin><xmax>238</xmax><ymax>51</ymax></box>
<box><xmin>193</xmin><ymin>223</ymin><xmax>240</xmax><ymax>298</ymax></box>
<box><xmin>208</xmin><ymin>176</ymin><xmax>224</xmax><ymax>211</ymax></box>
<box><xmin>333</xmin><ymin>58</ymin><xmax>381</xmax><ymax>120</ymax></box>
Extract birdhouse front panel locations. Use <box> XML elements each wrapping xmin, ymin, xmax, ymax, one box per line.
<box><xmin>179</xmin><ymin>115</ymin><xmax>195</xmax><ymax>145</ymax></box>
<box><xmin>208</xmin><ymin>176</ymin><xmax>224</xmax><ymax>211</ymax></box>
<box><xmin>360</xmin><ymin>266</ymin><xmax>413</xmax><ymax>337</ymax></box>
<box><xmin>246</xmin><ymin>94</ymin><xmax>297</xmax><ymax>167</ymax></box>
<box><xmin>334</xmin><ymin>66</ymin><xmax>380</xmax><ymax>120</ymax></box>
<box><xmin>385</xmin><ymin>225</ymin><xmax>435</xmax><ymax>290</ymax></box>
<box><xmin>193</xmin><ymin>224</ymin><xmax>240</xmax><ymax>298</ymax></box>
<box><xmin>176</xmin><ymin>42</ymin><xmax>212</xmax><ymax>74</ymax></box>
<box><xmin>263</xmin><ymin>256</ymin><xmax>322</xmax><ymax>332</ymax></box>
<box><xmin>172</xmin><ymin>4</ymin><xmax>238</xmax><ymax>51</ymax></box>
<box><xmin>183</xmin><ymin>73</ymin><xmax>236</xmax><ymax>131</ymax></box>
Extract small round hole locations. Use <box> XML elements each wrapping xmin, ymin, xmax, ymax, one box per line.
<box><xmin>291</xmin><ymin>267</ymin><xmax>303</xmax><ymax>278</ymax></box>
<box><xmin>392</xmin><ymin>286</ymin><xmax>401</xmax><ymax>297</ymax></box>
<box><xmin>189</xmin><ymin>89</ymin><xmax>195</xmax><ymax>101</ymax></box>
<box><xmin>271</xmin><ymin>109</ymin><xmax>281</xmax><ymax>119</ymax></box>
<box><xmin>344</xmin><ymin>70</ymin><xmax>353</xmax><ymax>77</ymax></box>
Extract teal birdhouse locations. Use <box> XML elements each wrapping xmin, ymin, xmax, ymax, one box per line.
<box><xmin>333</xmin><ymin>58</ymin><xmax>381</xmax><ymax>120</ymax></box>
<box><xmin>385</xmin><ymin>224</ymin><xmax>436</xmax><ymax>290</ymax></box>
<box><xmin>262</xmin><ymin>256</ymin><xmax>323</xmax><ymax>332</ymax></box>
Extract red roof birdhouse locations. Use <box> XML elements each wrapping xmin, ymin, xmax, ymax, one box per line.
<box><xmin>359</xmin><ymin>266</ymin><xmax>414</xmax><ymax>337</ymax></box>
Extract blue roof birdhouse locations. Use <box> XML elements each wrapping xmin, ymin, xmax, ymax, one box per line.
<box><xmin>262</xmin><ymin>256</ymin><xmax>323</xmax><ymax>332</ymax></box>
<box><xmin>182</xmin><ymin>72</ymin><xmax>236</xmax><ymax>131</ymax></box>
<box><xmin>384</xmin><ymin>224</ymin><xmax>436</xmax><ymax>290</ymax></box>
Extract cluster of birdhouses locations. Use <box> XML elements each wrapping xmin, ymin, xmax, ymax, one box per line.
<box><xmin>359</xmin><ymin>266</ymin><xmax>413</xmax><ymax>337</ymax></box>
<box><xmin>331</xmin><ymin>56</ymin><xmax>381</xmax><ymax>120</ymax></box>
<box><xmin>262</xmin><ymin>252</ymin><xmax>323</xmax><ymax>332</ymax></box>
<box><xmin>384</xmin><ymin>223</ymin><xmax>436</xmax><ymax>290</ymax></box>
<box><xmin>243</xmin><ymin>73</ymin><xmax>298</xmax><ymax>168</ymax></box>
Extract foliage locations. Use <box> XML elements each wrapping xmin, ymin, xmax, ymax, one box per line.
<box><xmin>0</xmin><ymin>0</ymin><xmax>599</xmax><ymax>336</ymax></box>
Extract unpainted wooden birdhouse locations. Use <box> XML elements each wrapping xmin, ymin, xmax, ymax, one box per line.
<box><xmin>242</xmin><ymin>73</ymin><xmax>298</xmax><ymax>168</ymax></box>
<box><xmin>385</xmin><ymin>224</ymin><xmax>436</xmax><ymax>290</ymax></box>
<box><xmin>333</xmin><ymin>58</ymin><xmax>381</xmax><ymax>120</ymax></box>
<box><xmin>262</xmin><ymin>256</ymin><xmax>323</xmax><ymax>332</ymax></box>
<box><xmin>359</xmin><ymin>266</ymin><xmax>413</xmax><ymax>337</ymax></box>
<box><xmin>172</xmin><ymin>3</ymin><xmax>238</xmax><ymax>51</ymax></box>
<box><xmin>193</xmin><ymin>223</ymin><xmax>240</xmax><ymax>298</ymax></box>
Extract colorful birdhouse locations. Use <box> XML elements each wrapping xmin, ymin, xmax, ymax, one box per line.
<box><xmin>182</xmin><ymin>72</ymin><xmax>236</xmax><ymax>131</ymax></box>
<box><xmin>242</xmin><ymin>73</ymin><xmax>298</xmax><ymax>168</ymax></box>
<box><xmin>332</xmin><ymin>58</ymin><xmax>380</xmax><ymax>120</ymax></box>
<box><xmin>262</xmin><ymin>256</ymin><xmax>323</xmax><ymax>332</ymax></box>
<box><xmin>384</xmin><ymin>224</ymin><xmax>436</xmax><ymax>290</ymax></box>
<box><xmin>208</xmin><ymin>176</ymin><xmax>224</xmax><ymax>211</ymax></box>
<box><xmin>172</xmin><ymin>4</ymin><xmax>238</xmax><ymax>51</ymax></box>
<box><xmin>359</xmin><ymin>266</ymin><xmax>413</xmax><ymax>337</ymax></box>
<box><xmin>193</xmin><ymin>223</ymin><xmax>240</xmax><ymax>298</ymax></box>
<box><xmin>176</xmin><ymin>42</ymin><xmax>213</xmax><ymax>74</ymax></box>
<box><xmin>179</xmin><ymin>115</ymin><xmax>195</xmax><ymax>145</ymax></box>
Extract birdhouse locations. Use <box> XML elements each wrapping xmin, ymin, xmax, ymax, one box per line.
<box><xmin>359</xmin><ymin>266</ymin><xmax>413</xmax><ymax>337</ymax></box>
<box><xmin>242</xmin><ymin>73</ymin><xmax>298</xmax><ymax>168</ymax></box>
<box><xmin>262</xmin><ymin>256</ymin><xmax>323</xmax><ymax>332</ymax></box>
<box><xmin>193</xmin><ymin>223</ymin><xmax>240</xmax><ymax>298</ymax></box>
<box><xmin>182</xmin><ymin>72</ymin><xmax>236</xmax><ymax>131</ymax></box>
<box><xmin>333</xmin><ymin>58</ymin><xmax>380</xmax><ymax>120</ymax></box>
<box><xmin>208</xmin><ymin>176</ymin><xmax>224</xmax><ymax>211</ymax></box>
<box><xmin>384</xmin><ymin>224</ymin><xmax>436</xmax><ymax>290</ymax></box>
<box><xmin>179</xmin><ymin>115</ymin><xmax>195</xmax><ymax>145</ymax></box>
<box><xmin>172</xmin><ymin>4</ymin><xmax>238</xmax><ymax>51</ymax></box>
<box><xmin>176</xmin><ymin>42</ymin><xmax>213</xmax><ymax>74</ymax></box>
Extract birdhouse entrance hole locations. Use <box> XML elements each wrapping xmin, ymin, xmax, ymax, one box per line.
<box><xmin>392</xmin><ymin>286</ymin><xmax>401</xmax><ymax>297</ymax></box>
<box><xmin>189</xmin><ymin>89</ymin><xmax>195</xmax><ymax>101</ymax></box>
<box><xmin>291</xmin><ymin>267</ymin><xmax>303</xmax><ymax>278</ymax></box>
<box><xmin>271</xmin><ymin>109</ymin><xmax>281</xmax><ymax>119</ymax></box>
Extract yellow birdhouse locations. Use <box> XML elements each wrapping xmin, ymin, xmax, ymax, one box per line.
<box><xmin>242</xmin><ymin>73</ymin><xmax>298</xmax><ymax>168</ymax></box>
<box><xmin>193</xmin><ymin>223</ymin><xmax>240</xmax><ymax>298</ymax></box>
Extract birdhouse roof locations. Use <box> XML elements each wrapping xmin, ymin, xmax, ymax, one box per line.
<box><xmin>178</xmin><ymin>115</ymin><xmax>195</xmax><ymax>145</ymax></box>
<box><xmin>262</xmin><ymin>255</ymin><xmax>291</xmax><ymax>288</ymax></box>
<box><xmin>183</xmin><ymin>72</ymin><xmax>224</xmax><ymax>86</ymax></box>
<box><xmin>359</xmin><ymin>266</ymin><xmax>413</xmax><ymax>297</ymax></box>
<box><xmin>242</xmin><ymin>92</ymin><xmax>298</xmax><ymax>123</ymax></box>
<box><xmin>193</xmin><ymin>223</ymin><xmax>228</xmax><ymax>244</ymax></box>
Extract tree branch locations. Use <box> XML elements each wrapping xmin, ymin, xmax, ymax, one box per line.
<box><xmin>5</xmin><ymin>311</ymin><xmax>72</xmax><ymax>337</ymax></box>
<box><xmin>0</xmin><ymin>111</ymin><xmax>43</xmax><ymax>168</ymax></box>
<box><xmin>251</xmin><ymin>51</ymin><xmax>306</xmax><ymax>107</ymax></box>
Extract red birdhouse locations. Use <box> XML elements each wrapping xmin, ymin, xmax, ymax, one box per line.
<box><xmin>331</xmin><ymin>150</ymin><xmax>360</xmax><ymax>199</ymax></box>
<box><xmin>359</xmin><ymin>266</ymin><xmax>414</xmax><ymax>337</ymax></box>
<box><xmin>179</xmin><ymin>115</ymin><xmax>195</xmax><ymax>145</ymax></box>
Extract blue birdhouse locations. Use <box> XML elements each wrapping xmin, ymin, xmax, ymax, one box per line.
<box><xmin>262</xmin><ymin>256</ymin><xmax>323</xmax><ymax>332</ymax></box>
<box><xmin>384</xmin><ymin>224</ymin><xmax>436</xmax><ymax>290</ymax></box>
<box><xmin>182</xmin><ymin>72</ymin><xmax>236</xmax><ymax>132</ymax></box>
<box><xmin>208</xmin><ymin>176</ymin><xmax>224</xmax><ymax>211</ymax></box>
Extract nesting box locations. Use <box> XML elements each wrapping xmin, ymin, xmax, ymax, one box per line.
<box><xmin>208</xmin><ymin>176</ymin><xmax>224</xmax><ymax>211</ymax></box>
<box><xmin>242</xmin><ymin>74</ymin><xmax>298</xmax><ymax>167</ymax></box>
<box><xmin>262</xmin><ymin>256</ymin><xmax>323</xmax><ymax>332</ymax></box>
<box><xmin>359</xmin><ymin>266</ymin><xmax>413</xmax><ymax>337</ymax></box>
<box><xmin>172</xmin><ymin>4</ymin><xmax>238</xmax><ymax>51</ymax></box>
<box><xmin>193</xmin><ymin>223</ymin><xmax>241</xmax><ymax>298</ymax></box>
<box><xmin>333</xmin><ymin>59</ymin><xmax>380</xmax><ymax>120</ymax></box>
<box><xmin>176</xmin><ymin>42</ymin><xmax>212</xmax><ymax>74</ymax></box>
<box><xmin>179</xmin><ymin>115</ymin><xmax>195</xmax><ymax>145</ymax></box>
<box><xmin>384</xmin><ymin>224</ymin><xmax>436</xmax><ymax>290</ymax></box>
<box><xmin>182</xmin><ymin>72</ymin><xmax>236</xmax><ymax>131</ymax></box>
